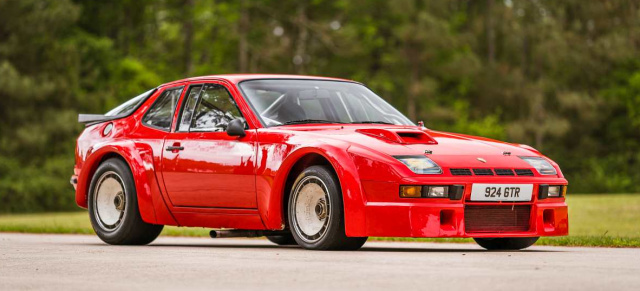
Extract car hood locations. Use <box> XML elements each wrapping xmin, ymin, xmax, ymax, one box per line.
<box><xmin>271</xmin><ymin>124</ymin><xmax>542</xmax><ymax>169</ymax></box>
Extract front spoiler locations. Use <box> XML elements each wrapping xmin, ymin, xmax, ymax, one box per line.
<box><xmin>363</xmin><ymin>201</ymin><xmax>568</xmax><ymax>238</ymax></box>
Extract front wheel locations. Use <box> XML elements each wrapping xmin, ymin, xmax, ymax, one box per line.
<box><xmin>473</xmin><ymin>237</ymin><xmax>539</xmax><ymax>250</ymax></box>
<box><xmin>88</xmin><ymin>158</ymin><xmax>163</xmax><ymax>245</ymax></box>
<box><xmin>288</xmin><ymin>165</ymin><xmax>368</xmax><ymax>250</ymax></box>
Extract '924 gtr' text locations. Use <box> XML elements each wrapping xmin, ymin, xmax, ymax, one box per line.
<box><xmin>485</xmin><ymin>187</ymin><xmax>521</xmax><ymax>198</ymax></box>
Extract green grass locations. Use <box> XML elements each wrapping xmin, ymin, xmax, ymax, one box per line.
<box><xmin>0</xmin><ymin>212</ymin><xmax>211</xmax><ymax>237</ymax></box>
<box><xmin>1</xmin><ymin>194</ymin><xmax>639</xmax><ymax>247</ymax></box>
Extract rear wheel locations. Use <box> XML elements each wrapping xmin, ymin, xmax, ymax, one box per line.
<box><xmin>288</xmin><ymin>165</ymin><xmax>368</xmax><ymax>250</ymax></box>
<box><xmin>473</xmin><ymin>237</ymin><xmax>539</xmax><ymax>250</ymax></box>
<box><xmin>88</xmin><ymin>158</ymin><xmax>163</xmax><ymax>245</ymax></box>
<box><xmin>266</xmin><ymin>234</ymin><xmax>298</xmax><ymax>246</ymax></box>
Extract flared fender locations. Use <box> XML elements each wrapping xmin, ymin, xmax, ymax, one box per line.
<box><xmin>75</xmin><ymin>141</ymin><xmax>177</xmax><ymax>226</ymax></box>
<box><xmin>259</xmin><ymin>146</ymin><xmax>368</xmax><ymax>237</ymax></box>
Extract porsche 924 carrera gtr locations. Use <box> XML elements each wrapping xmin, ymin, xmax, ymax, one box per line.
<box><xmin>72</xmin><ymin>74</ymin><xmax>568</xmax><ymax>250</ymax></box>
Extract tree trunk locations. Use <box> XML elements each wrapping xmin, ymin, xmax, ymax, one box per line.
<box><xmin>182</xmin><ymin>0</ymin><xmax>194</xmax><ymax>77</ymax></box>
<box><xmin>238</xmin><ymin>0</ymin><xmax>250</xmax><ymax>72</ymax></box>
<box><xmin>407</xmin><ymin>53</ymin><xmax>419</xmax><ymax>121</ymax></box>
<box><xmin>294</xmin><ymin>3</ymin><xmax>309</xmax><ymax>74</ymax></box>
<box><xmin>486</xmin><ymin>0</ymin><xmax>495</xmax><ymax>64</ymax></box>
<box><xmin>521</xmin><ymin>27</ymin><xmax>529</xmax><ymax>77</ymax></box>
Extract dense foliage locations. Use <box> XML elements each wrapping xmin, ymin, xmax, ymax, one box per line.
<box><xmin>1</xmin><ymin>0</ymin><xmax>639</xmax><ymax>212</ymax></box>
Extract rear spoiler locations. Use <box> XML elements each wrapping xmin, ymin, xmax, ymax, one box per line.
<box><xmin>78</xmin><ymin>114</ymin><xmax>125</xmax><ymax>125</ymax></box>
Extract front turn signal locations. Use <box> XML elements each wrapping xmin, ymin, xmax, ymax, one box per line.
<box><xmin>400</xmin><ymin>186</ymin><xmax>422</xmax><ymax>198</ymax></box>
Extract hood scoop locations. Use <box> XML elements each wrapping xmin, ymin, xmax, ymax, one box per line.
<box><xmin>356</xmin><ymin>128</ymin><xmax>438</xmax><ymax>145</ymax></box>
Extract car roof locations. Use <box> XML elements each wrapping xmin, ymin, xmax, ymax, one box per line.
<box><xmin>159</xmin><ymin>74</ymin><xmax>358</xmax><ymax>88</ymax></box>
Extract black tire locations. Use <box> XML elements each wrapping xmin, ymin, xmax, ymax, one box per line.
<box><xmin>287</xmin><ymin>165</ymin><xmax>368</xmax><ymax>250</ymax></box>
<box><xmin>473</xmin><ymin>237</ymin><xmax>539</xmax><ymax>250</ymax></box>
<box><xmin>88</xmin><ymin>158</ymin><xmax>163</xmax><ymax>245</ymax></box>
<box><xmin>266</xmin><ymin>234</ymin><xmax>298</xmax><ymax>246</ymax></box>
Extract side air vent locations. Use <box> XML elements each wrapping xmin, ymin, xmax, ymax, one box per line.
<box><xmin>515</xmin><ymin>169</ymin><xmax>534</xmax><ymax>176</ymax></box>
<box><xmin>450</xmin><ymin>168</ymin><xmax>472</xmax><ymax>176</ymax></box>
<box><xmin>495</xmin><ymin>168</ymin><xmax>515</xmax><ymax>176</ymax></box>
<box><xmin>472</xmin><ymin>169</ymin><xmax>494</xmax><ymax>176</ymax></box>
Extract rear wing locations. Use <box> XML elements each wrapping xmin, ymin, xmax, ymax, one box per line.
<box><xmin>78</xmin><ymin>114</ymin><xmax>125</xmax><ymax>125</ymax></box>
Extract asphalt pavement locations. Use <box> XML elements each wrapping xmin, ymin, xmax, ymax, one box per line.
<box><xmin>1</xmin><ymin>233</ymin><xmax>639</xmax><ymax>290</ymax></box>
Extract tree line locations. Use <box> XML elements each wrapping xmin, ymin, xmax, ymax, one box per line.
<box><xmin>1</xmin><ymin>0</ymin><xmax>639</xmax><ymax>212</ymax></box>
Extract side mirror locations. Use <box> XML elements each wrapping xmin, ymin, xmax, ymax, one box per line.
<box><xmin>226</xmin><ymin>119</ymin><xmax>246</xmax><ymax>137</ymax></box>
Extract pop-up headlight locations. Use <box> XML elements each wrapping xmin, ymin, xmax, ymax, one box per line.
<box><xmin>394</xmin><ymin>155</ymin><xmax>442</xmax><ymax>174</ymax></box>
<box><xmin>520</xmin><ymin>157</ymin><xmax>557</xmax><ymax>175</ymax></box>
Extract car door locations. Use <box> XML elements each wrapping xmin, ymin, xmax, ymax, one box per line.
<box><xmin>160</xmin><ymin>82</ymin><xmax>257</xmax><ymax>209</ymax></box>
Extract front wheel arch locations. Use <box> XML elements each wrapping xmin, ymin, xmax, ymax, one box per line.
<box><xmin>282</xmin><ymin>153</ymin><xmax>335</xmax><ymax>228</ymax></box>
<box><xmin>275</xmin><ymin>148</ymin><xmax>367</xmax><ymax>237</ymax></box>
<box><xmin>287</xmin><ymin>165</ymin><xmax>368</xmax><ymax>250</ymax></box>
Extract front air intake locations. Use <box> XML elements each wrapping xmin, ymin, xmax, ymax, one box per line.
<box><xmin>472</xmin><ymin>168</ymin><xmax>494</xmax><ymax>176</ymax></box>
<box><xmin>450</xmin><ymin>168</ymin><xmax>472</xmax><ymax>176</ymax></box>
<box><xmin>495</xmin><ymin>168</ymin><xmax>515</xmax><ymax>176</ymax></box>
<box><xmin>465</xmin><ymin>205</ymin><xmax>531</xmax><ymax>233</ymax></box>
<box><xmin>515</xmin><ymin>169</ymin><xmax>534</xmax><ymax>176</ymax></box>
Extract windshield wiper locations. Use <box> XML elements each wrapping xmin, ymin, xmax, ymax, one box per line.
<box><xmin>281</xmin><ymin>119</ymin><xmax>345</xmax><ymax>125</ymax></box>
<box><xmin>350</xmin><ymin>121</ymin><xmax>394</xmax><ymax>125</ymax></box>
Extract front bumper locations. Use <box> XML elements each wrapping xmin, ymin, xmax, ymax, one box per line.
<box><xmin>362</xmin><ymin>180</ymin><xmax>568</xmax><ymax>238</ymax></box>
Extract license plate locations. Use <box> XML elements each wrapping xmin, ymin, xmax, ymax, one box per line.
<box><xmin>470</xmin><ymin>184</ymin><xmax>533</xmax><ymax>202</ymax></box>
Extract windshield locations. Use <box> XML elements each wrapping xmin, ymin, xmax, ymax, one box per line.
<box><xmin>239</xmin><ymin>80</ymin><xmax>414</xmax><ymax>127</ymax></box>
<box><xmin>105</xmin><ymin>88</ymin><xmax>155</xmax><ymax>116</ymax></box>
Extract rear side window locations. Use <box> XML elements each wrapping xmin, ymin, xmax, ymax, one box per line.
<box><xmin>142</xmin><ymin>87</ymin><xmax>184</xmax><ymax>131</ymax></box>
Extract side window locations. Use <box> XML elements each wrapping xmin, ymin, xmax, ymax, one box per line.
<box><xmin>189</xmin><ymin>84</ymin><xmax>244</xmax><ymax>132</ymax></box>
<box><xmin>142</xmin><ymin>87</ymin><xmax>183</xmax><ymax>131</ymax></box>
<box><xmin>177</xmin><ymin>85</ymin><xmax>202</xmax><ymax>132</ymax></box>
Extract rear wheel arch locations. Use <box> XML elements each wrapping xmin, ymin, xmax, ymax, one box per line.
<box><xmin>81</xmin><ymin>151</ymin><xmax>129</xmax><ymax>206</ymax></box>
<box><xmin>79</xmin><ymin>147</ymin><xmax>158</xmax><ymax>224</ymax></box>
<box><xmin>88</xmin><ymin>157</ymin><xmax>163</xmax><ymax>245</ymax></box>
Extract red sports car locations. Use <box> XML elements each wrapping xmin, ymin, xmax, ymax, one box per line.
<box><xmin>72</xmin><ymin>74</ymin><xmax>568</xmax><ymax>250</ymax></box>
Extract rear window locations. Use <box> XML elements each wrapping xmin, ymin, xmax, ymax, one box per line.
<box><xmin>105</xmin><ymin>88</ymin><xmax>155</xmax><ymax>117</ymax></box>
<box><xmin>142</xmin><ymin>87</ymin><xmax>183</xmax><ymax>131</ymax></box>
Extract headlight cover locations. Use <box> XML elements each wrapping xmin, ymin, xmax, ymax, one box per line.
<box><xmin>394</xmin><ymin>155</ymin><xmax>442</xmax><ymax>174</ymax></box>
<box><xmin>520</xmin><ymin>156</ymin><xmax>557</xmax><ymax>175</ymax></box>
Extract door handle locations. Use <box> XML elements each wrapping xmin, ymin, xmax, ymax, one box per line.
<box><xmin>165</xmin><ymin>146</ymin><xmax>184</xmax><ymax>151</ymax></box>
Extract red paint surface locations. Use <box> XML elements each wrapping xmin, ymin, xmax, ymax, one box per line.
<box><xmin>74</xmin><ymin>74</ymin><xmax>568</xmax><ymax>238</ymax></box>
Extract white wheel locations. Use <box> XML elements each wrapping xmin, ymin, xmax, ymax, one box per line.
<box><xmin>291</xmin><ymin>176</ymin><xmax>331</xmax><ymax>243</ymax></box>
<box><xmin>287</xmin><ymin>165</ymin><xmax>368</xmax><ymax>250</ymax></box>
<box><xmin>88</xmin><ymin>158</ymin><xmax>163</xmax><ymax>245</ymax></box>
<box><xmin>93</xmin><ymin>171</ymin><xmax>126</xmax><ymax>231</ymax></box>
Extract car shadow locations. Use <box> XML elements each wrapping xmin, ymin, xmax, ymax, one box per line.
<box><xmin>78</xmin><ymin>242</ymin><xmax>561</xmax><ymax>253</ymax></box>
<box><xmin>148</xmin><ymin>243</ymin><xmax>286</xmax><ymax>250</ymax></box>
<box><xmin>360</xmin><ymin>246</ymin><xmax>560</xmax><ymax>253</ymax></box>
